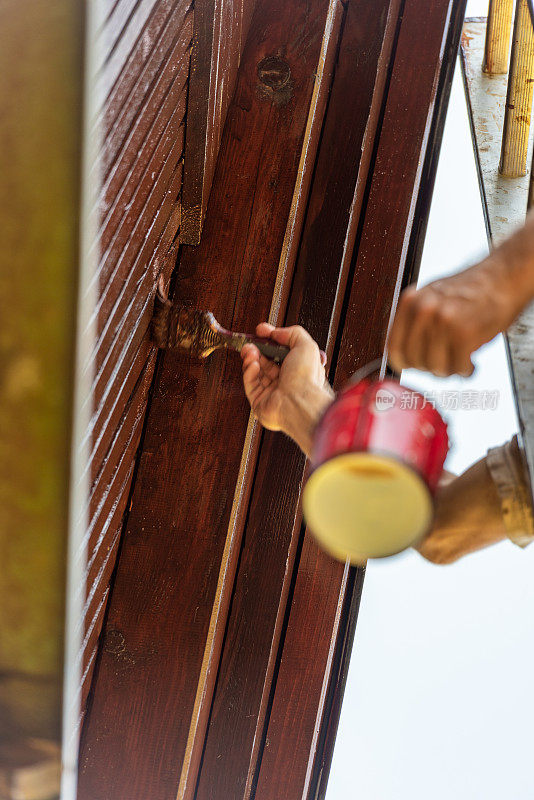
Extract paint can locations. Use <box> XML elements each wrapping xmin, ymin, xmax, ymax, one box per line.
<box><xmin>302</xmin><ymin>378</ymin><xmax>449</xmax><ymax>563</ymax></box>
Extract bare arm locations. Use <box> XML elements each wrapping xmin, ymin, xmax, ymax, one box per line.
<box><xmin>389</xmin><ymin>210</ymin><xmax>534</xmax><ymax>377</ymax></box>
<box><xmin>240</xmin><ymin>328</ymin><xmax>526</xmax><ymax>566</ymax></box>
<box><xmin>417</xmin><ymin>457</ymin><xmax>508</xmax><ymax>564</ymax></box>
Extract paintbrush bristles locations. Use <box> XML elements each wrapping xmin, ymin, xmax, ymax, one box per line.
<box><xmin>152</xmin><ymin>282</ymin><xmax>227</xmax><ymax>357</ymax></box>
<box><xmin>152</xmin><ymin>282</ymin><xmax>291</xmax><ymax>363</ymax></box>
<box><xmin>171</xmin><ymin>307</ymin><xmax>223</xmax><ymax>357</ymax></box>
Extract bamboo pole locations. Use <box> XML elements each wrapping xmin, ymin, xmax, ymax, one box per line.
<box><xmin>484</xmin><ymin>0</ymin><xmax>515</xmax><ymax>74</ymax></box>
<box><xmin>500</xmin><ymin>0</ymin><xmax>534</xmax><ymax>176</ymax></box>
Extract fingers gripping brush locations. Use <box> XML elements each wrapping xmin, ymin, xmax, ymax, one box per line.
<box><xmin>151</xmin><ymin>278</ymin><xmax>290</xmax><ymax>362</ymax></box>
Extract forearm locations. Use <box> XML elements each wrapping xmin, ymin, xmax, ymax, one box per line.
<box><xmin>281</xmin><ymin>384</ymin><xmax>334</xmax><ymax>457</ymax></box>
<box><xmin>487</xmin><ymin>210</ymin><xmax>534</xmax><ymax>317</ymax></box>
<box><xmin>417</xmin><ymin>456</ymin><xmax>507</xmax><ymax>564</ymax></box>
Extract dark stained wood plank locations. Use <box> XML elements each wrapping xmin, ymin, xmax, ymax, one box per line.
<box><xmin>95</xmin><ymin>117</ymin><xmax>185</xmax><ymax>348</ymax></box>
<box><xmin>81</xmin><ymin>644</ymin><xmax>99</xmax><ymax>710</ymax></box>
<box><xmin>303</xmin><ymin>565</ymin><xmax>365</xmax><ymax>799</ymax></box>
<box><xmin>335</xmin><ymin>1</ymin><xmax>463</xmax><ymax>381</ymax></box>
<box><xmin>194</xmin><ymin>1</ymin><xmax>403</xmax><ymax>797</ymax></box>
<box><xmin>80</xmin><ymin>586</ymin><xmax>110</xmax><ymax>710</ymax></box>
<box><xmin>87</xmin><ymin>200</ymin><xmax>181</xmax><ymax>475</ymax></box>
<box><xmin>97</xmin><ymin>116</ymin><xmax>186</xmax><ymax>331</ymax></box>
<box><xmin>100</xmin><ymin>9</ymin><xmax>191</xmax><ymax>178</ymax></box>
<box><xmin>256</xmin><ymin>540</ymin><xmax>354</xmax><ymax>799</ymax></box>
<box><xmin>202</xmin><ymin>0</ymin><xmax>255</xmax><ymax>221</ymax></box>
<box><xmin>180</xmin><ymin>0</ymin><xmax>256</xmax><ymax>244</ymax></box>
<box><xmin>89</xmin><ymin>346</ymin><xmax>155</xmax><ymax>493</ymax></box>
<box><xmin>99</xmin><ymin>51</ymin><xmax>188</xmax><ymax>259</ymax></box>
<box><xmin>85</xmin><ymin>443</ymin><xmax>136</xmax><ymax>582</ymax></box>
<box><xmin>78</xmin><ymin>0</ymin><xmax>334</xmax><ymax>795</ymax></box>
<box><xmin>96</xmin><ymin>0</ymin><xmax>163</xmax><ymax>103</ymax></box>
<box><xmin>80</xmin><ymin>0</ymin><xmax>193</xmax><ymax>724</ymax></box>
<box><xmin>88</xmin><ymin>338</ymin><xmax>152</xmax><ymax>480</ymax></box>
<box><xmin>83</xmin><ymin>488</ymin><xmax>131</xmax><ymax>631</ymax></box>
<box><xmin>255</xmin><ymin>1</ymin><xmax>466</xmax><ymax>797</ymax></box>
<box><xmin>101</xmin><ymin>0</ymin><xmax>184</xmax><ymax>136</ymax></box>
<box><xmin>83</xmin><ymin>483</ymin><xmax>131</xmax><ymax>638</ymax></box>
<box><xmin>86</xmin><ymin>351</ymin><xmax>157</xmax><ymax>566</ymax></box>
<box><xmin>78</xmin><ymin>194</ymin><xmax>181</xmax><ymax>722</ymax></box>
<box><xmin>81</xmin><ymin>204</ymin><xmax>179</xmax><ymax>596</ymax></box>
<box><xmin>88</xmin><ymin>160</ymin><xmax>183</xmax><ymax>411</ymax></box>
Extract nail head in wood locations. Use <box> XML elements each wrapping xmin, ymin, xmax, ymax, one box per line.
<box><xmin>257</xmin><ymin>55</ymin><xmax>293</xmax><ymax>104</ymax></box>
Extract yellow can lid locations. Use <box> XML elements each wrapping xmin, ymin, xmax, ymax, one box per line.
<box><xmin>302</xmin><ymin>452</ymin><xmax>433</xmax><ymax>563</ymax></box>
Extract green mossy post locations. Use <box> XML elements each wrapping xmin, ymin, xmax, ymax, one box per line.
<box><xmin>0</xmin><ymin>0</ymin><xmax>83</xmax><ymax>746</ymax></box>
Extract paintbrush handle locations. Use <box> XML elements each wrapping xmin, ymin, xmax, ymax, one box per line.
<box><xmin>247</xmin><ymin>337</ymin><xmax>290</xmax><ymax>363</ymax></box>
<box><xmin>241</xmin><ymin>336</ymin><xmax>327</xmax><ymax>366</ymax></box>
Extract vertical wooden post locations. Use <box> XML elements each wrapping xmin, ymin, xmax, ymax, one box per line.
<box><xmin>180</xmin><ymin>0</ymin><xmax>256</xmax><ymax>245</ymax></box>
<box><xmin>500</xmin><ymin>0</ymin><xmax>534</xmax><ymax>176</ymax></box>
<box><xmin>483</xmin><ymin>0</ymin><xmax>514</xmax><ymax>74</ymax></box>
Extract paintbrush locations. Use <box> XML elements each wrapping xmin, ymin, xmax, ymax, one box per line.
<box><xmin>151</xmin><ymin>278</ymin><xmax>290</xmax><ymax>363</ymax></box>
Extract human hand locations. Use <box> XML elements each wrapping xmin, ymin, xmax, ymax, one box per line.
<box><xmin>388</xmin><ymin>261</ymin><xmax>518</xmax><ymax>377</ymax></box>
<box><xmin>241</xmin><ymin>323</ymin><xmax>333</xmax><ymax>455</ymax></box>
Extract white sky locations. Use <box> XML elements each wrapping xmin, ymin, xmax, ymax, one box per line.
<box><xmin>326</xmin><ymin>3</ymin><xmax>534</xmax><ymax>798</ymax></box>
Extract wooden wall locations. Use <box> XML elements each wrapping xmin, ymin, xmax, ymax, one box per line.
<box><xmin>83</xmin><ymin>0</ymin><xmax>253</xmax><ymax>709</ymax></box>
<box><xmin>180</xmin><ymin>0</ymin><xmax>257</xmax><ymax>244</ymax></box>
<box><xmin>79</xmin><ymin>0</ymin><xmax>463</xmax><ymax>800</ymax></box>
<box><xmin>81</xmin><ymin>0</ymin><xmax>193</xmax><ymax>709</ymax></box>
<box><xmin>0</xmin><ymin>0</ymin><xmax>257</xmax><ymax>789</ymax></box>
<box><xmin>79</xmin><ymin>1</ymin><xmax>466</xmax><ymax>798</ymax></box>
<box><xmin>80</xmin><ymin>0</ymin><xmax>339</xmax><ymax>793</ymax></box>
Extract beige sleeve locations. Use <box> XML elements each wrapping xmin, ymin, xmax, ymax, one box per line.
<box><xmin>486</xmin><ymin>435</ymin><xmax>534</xmax><ymax>547</ymax></box>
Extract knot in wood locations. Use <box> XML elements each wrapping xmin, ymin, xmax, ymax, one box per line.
<box><xmin>257</xmin><ymin>56</ymin><xmax>291</xmax><ymax>91</ymax></box>
<box><xmin>103</xmin><ymin>628</ymin><xmax>126</xmax><ymax>655</ymax></box>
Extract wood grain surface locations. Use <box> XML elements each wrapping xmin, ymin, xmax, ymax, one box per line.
<box><xmin>81</xmin><ymin>0</ymin><xmax>193</xmax><ymax>706</ymax></box>
<box><xmin>78</xmin><ymin>0</ymin><xmax>334</xmax><ymax>796</ymax></box>
<box><xmin>180</xmin><ymin>0</ymin><xmax>256</xmax><ymax>244</ymax></box>
<box><xmin>78</xmin><ymin>0</ymin><xmax>464</xmax><ymax>797</ymax></box>
<box><xmin>193</xmin><ymin>1</ymin><xmax>401</xmax><ymax>797</ymax></box>
<box><xmin>255</xmin><ymin>2</ymin><xmax>464</xmax><ymax>796</ymax></box>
